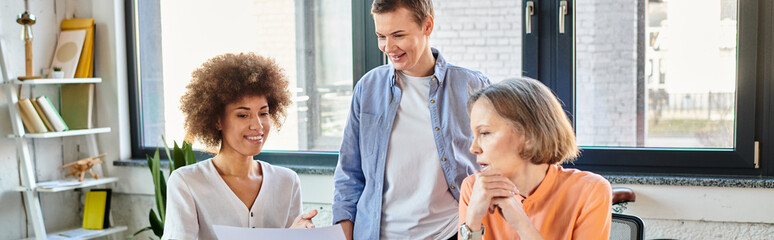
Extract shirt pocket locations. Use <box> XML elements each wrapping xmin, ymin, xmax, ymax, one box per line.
<box><xmin>359</xmin><ymin>112</ymin><xmax>381</xmax><ymax>159</ymax></box>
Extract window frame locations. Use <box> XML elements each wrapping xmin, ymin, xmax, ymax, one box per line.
<box><xmin>522</xmin><ymin>0</ymin><xmax>773</xmax><ymax>176</ymax></box>
<box><xmin>127</xmin><ymin>0</ymin><xmax>773</xmax><ymax>177</ymax></box>
<box><xmin>126</xmin><ymin>0</ymin><xmax>378</xmax><ymax>166</ymax></box>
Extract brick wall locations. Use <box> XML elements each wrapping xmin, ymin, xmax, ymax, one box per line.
<box><xmin>431</xmin><ymin>0</ymin><xmax>522</xmax><ymax>82</ymax></box>
<box><xmin>575</xmin><ymin>0</ymin><xmax>639</xmax><ymax>147</ymax></box>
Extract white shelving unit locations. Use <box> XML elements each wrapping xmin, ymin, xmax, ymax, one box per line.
<box><xmin>24</xmin><ymin>226</ymin><xmax>128</xmax><ymax>240</ymax></box>
<box><xmin>1</xmin><ymin>38</ymin><xmax>125</xmax><ymax>239</ymax></box>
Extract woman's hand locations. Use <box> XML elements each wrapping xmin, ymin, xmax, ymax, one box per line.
<box><xmin>492</xmin><ymin>196</ymin><xmax>543</xmax><ymax>239</ymax></box>
<box><xmin>290</xmin><ymin>209</ymin><xmax>318</xmax><ymax>228</ymax></box>
<box><xmin>465</xmin><ymin>168</ymin><xmax>518</xmax><ymax>229</ymax></box>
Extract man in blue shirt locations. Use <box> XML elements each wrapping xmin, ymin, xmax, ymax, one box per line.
<box><xmin>332</xmin><ymin>0</ymin><xmax>490</xmax><ymax>239</ymax></box>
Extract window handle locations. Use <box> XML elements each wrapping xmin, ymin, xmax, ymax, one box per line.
<box><xmin>559</xmin><ymin>0</ymin><xmax>568</xmax><ymax>34</ymax></box>
<box><xmin>525</xmin><ymin>1</ymin><xmax>535</xmax><ymax>34</ymax></box>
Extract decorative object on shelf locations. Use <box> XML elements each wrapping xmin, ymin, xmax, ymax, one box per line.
<box><xmin>59</xmin><ymin>153</ymin><xmax>106</xmax><ymax>182</ymax></box>
<box><xmin>51</xmin><ymin>66</ymin><xmax>64</xmax><ymax>78</ymax></box>
<box><xmin>16</xmin><ymin>0</ymin><xmax>41</xmax><ymax>80</ymax></box>
<box><xmin>131</xmin><ymin>138</ymin><xmax>198</xmax><ymax>239</ymax></box>
<box><xmin>50</xmin><ymin>29</ymin><xmax>86</xmax><ymax>79</ymax></box>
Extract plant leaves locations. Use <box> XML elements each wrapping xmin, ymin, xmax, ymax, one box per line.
<box><xmin>129</xmin><ymin>226</ymin><xmax>152</xmax><ymax>238</ymax></box>
<box><xmin>173</xmin><ymin>141</ymin><xmax>186</xmax><ymax>172</ymax></box>
<box><xmin>159</xmin><ymin>168</ymin><xmax>167</xmax><ymax>222</ymax></box>
<box><xmin>150</xmin><ymin>149</ymin><xmax>165</xmax><ymax>223</ymax></box>
<box><xmin>162</xmin><ymin>135</ymin><xmax>174</xmax><ymax>172</ymax></box>
<box><xmin>149</xmin><ymin>209</ymin><xmax>164</xmax><ymax>238</ymax></box>
<box><xmin>183</xmin><ymin>141</ymin><xmax>196</xmax><ymax>165</ymax></box>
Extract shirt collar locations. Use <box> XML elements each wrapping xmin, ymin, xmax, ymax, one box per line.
<box><xmin>388</xmin><ymin>47</ymin><xmax>448</xmax><ymax>86</ymax></box>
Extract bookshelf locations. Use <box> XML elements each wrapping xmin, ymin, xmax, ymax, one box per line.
<box><xmin>1</xmin><ymin>37</ymin><xmax>125</xmax><ymax>239</ymax></box>
<box><xmin>12</xmin><ymin>77</ymin><xmax>102</xmax><ymax>85</ymax></box>
<box><xmin>9</xmin><ymin>127</ymin><xmax>112</xmax><ymax>139</ymax></box>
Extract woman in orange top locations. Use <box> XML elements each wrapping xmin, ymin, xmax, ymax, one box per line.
<box><xmin>458</xmin><ymin>77</ymin><xmax>612</xmax><ymax>240</ymax></box>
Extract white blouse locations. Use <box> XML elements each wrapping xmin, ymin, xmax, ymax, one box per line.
<box><xmin>162</xmin><ymin>159</ymin><xmax>302</xmax><ymax>240</ymax></box>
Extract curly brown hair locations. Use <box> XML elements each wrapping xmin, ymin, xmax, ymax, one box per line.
<box><xmin>179</xmin><ymin>52</ymin><xmax>292</xmax><ymax>148</ymax></box>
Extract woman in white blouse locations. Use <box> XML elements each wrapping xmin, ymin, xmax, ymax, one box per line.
<box><xmin>162</xmin><ymin>53</ymin><xmax>317</xmax><ymax>240</ymax></box>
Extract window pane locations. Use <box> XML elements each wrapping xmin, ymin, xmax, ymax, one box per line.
<box><xmin>432</xmin><ymin>0</ymin><xmax>522</xmax><ymax>82</ymax></box>
<box><xmin>137</xmin><ymin>0</ymin><xmax>352</xmax><ymax>151</ymax></box>
<box><xmin>575</xmin><ymin>0</ymin><xmax>736</xmax><ymax>148</ymax></box>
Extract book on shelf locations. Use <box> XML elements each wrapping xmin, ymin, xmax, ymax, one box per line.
<box><xmin>36</xmin><ymin>96</ymin><xmax>69</xmax><ymax>132</ymax></box>
<box><xmin>61</xmin><ymin>83</ymin><xmax>94</xmax><ymax>130</ymax></box>
<box><xmin>49</xmin><ymin>228</ymin><xmax>105</xmax><ymax>239</ymax></box>
<box><xmin>50</xmin><ymin>29</ymin><xmax>86</xmax><ymax>79</ymax></box>
<box><xmin>30</xmin><ymin>99</ymin><xmax>54</xmax><ymax>131</ymax></box>
<box><xmin>18</xmin><ymin>104</ymin><xmax>36</xmax><ymax>133</ymax></box>
<box><xmin>82</xmin><ymin>189</ymin><xmax>111</xmax><ymax>230</ymax></box>
<box><xmin>91</xmin><ymin>188</ymin><xmax>112</xmax><ymax>228</ymax></box>
<box><xmin>61</xmin><ymin>18</ymin><xmax>95</xmax><ymax>78</ymax></box>
<box><xmin>17</xmin><ymin>98</ymin><xmax>48</xmax><ymax>133</ymax></box>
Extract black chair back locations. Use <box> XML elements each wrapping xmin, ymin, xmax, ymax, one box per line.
<box><xmin>610</xmin><ymin>213</ymin><xmax>644</xmax><ymax>240</ymax></box>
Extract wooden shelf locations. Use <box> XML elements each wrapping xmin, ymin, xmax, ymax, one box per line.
<box><xmin>14</xmin><ymin>177</ymin><xmax>119</xmax><ymax>193</ymax></box>
<box><xmin>10</xmin><ymin>127</ymin><xmax>111</xmax><ymax>138</ymax></box>
<box><xmin>11</xmin><ymin>77</ymin><xmax>102</xmax><ymax>85</ymax></box>
<box><xmin>24</xmin><ymin>226</ymin><xmax>127</xmax><ymax>240</ymax></box>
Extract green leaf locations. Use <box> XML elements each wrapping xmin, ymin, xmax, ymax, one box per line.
<box><xmin>150</xmin><ymin>150</ymin><xmax>165</xmax><ymax>223</ymax></box>
<box><xmin>149</xmin><ymin>209</ymin><xmax>164</xmax><ymax>238</ymax></box>
<box><xmin>129</xmin><ymin>226</ymin><xmax>152</xmax><ymax>238</ymax></box>
<box><xmin>159</xmin><ymin>169</ymin><xmax>167</xmax><ymax>222</ymax></box>
<box><xmin>173</xmin><ymin>141</ymin><xmax>186</xmax><ymax>171</ymax></box>
<box><xmin>162</xmin><ymin>135</ymin><xmax>174</xmax><ymax>172</ymax></box>
<box><xmin>183</xmin><ymin>141</ymin><xmax>196</xmax><ymax>165</ymax></box>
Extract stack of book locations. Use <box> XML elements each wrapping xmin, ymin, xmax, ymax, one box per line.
<box><xmin>17</xmin><ymin>96</ymin><xmax>69</xmax><ymax>133</ymax></box>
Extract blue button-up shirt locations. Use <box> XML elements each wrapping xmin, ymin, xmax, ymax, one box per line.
<box><xmin>332</xmin><ymin>48</ymin><xmax>491</xmax><ymax>239</ymax></box>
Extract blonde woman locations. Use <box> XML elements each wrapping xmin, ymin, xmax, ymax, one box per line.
<box><xmin>459</xmin><ymin>78</ymin><xmax>612</xmax><ymax>240</ymax></box>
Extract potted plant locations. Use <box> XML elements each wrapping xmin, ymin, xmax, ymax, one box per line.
<box><xmin>51</xmin><ymin>66</ymin><xmax>64</xmax><ymax>78</ymax></box>
<box><xmin>130</xmin><ymin>137</ymin><xmax>198</xmax><ymax>239</ymax></box>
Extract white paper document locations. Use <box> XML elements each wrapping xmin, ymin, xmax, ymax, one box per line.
<box><xmin>213</xmin><ymin>224</ymin><xmax>346</xmax><ymax>240</ymax></box>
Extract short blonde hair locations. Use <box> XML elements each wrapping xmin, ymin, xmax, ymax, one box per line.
<box><xmin>468</xmin><ymin>77</ymin><xmax>579</xmax><ymax>165</ymax></box>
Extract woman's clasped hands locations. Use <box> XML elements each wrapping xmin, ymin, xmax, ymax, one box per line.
<box><xmin>466</xmin><ymin>168</ymin><xmax>533</xmax><ymax>234</ymax></box>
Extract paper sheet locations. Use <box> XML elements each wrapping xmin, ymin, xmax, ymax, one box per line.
<box><xmin>213</xmin><ymin>224</ymin><xmax>346</xmax><ymax>240</ymax></box>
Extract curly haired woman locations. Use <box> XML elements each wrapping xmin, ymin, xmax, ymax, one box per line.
<box><xmin>162</xmin><ymin>53</ymin><xmax>317</xmax><ymax>240</ymax></box>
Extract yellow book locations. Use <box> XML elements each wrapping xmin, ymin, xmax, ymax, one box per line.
<box><xmin>61</xmin><ymin>18</ymin><xmax>95</xmax><ymax>78</ymax></box>
<box><xmin>82</xmin><ymin>191</ymin><xmax>107</xmax><ymax>229</ymax></box>
<box><xmin>18</xmin><ymin>104</ymin><xmax>35</xmax><ymax>133</ymax></box>
<box><xmin>18</xmin><ymin>99</ymin><xmax>48</xmax><ymax>133</ymax></box>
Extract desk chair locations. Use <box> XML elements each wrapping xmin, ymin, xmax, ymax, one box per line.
<box><xmin>610</xmin><ymin>213</ymin><xmax>645</xmax><ymax>240</ymax></box>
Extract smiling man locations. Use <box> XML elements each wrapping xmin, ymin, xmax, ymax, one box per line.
<box><xmin>332</xmin><ymin>1</ymin><xmax>491</xmax><ymax>239</ymax></box>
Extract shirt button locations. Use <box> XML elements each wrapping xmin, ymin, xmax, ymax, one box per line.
<box><xmin>441</xmin><ymin>158</ymin><xmax>447</xmax><ymax>161</ymax></box>
<box><xmin>432</xmin><ymin>77</ymin><xmax>437</xmax><ymax>81</ymax></box>
<box><xmin>435</xmin><ymin>127</ymin><xmax>440</xmax><ymax>131</ymax></box>
<box><xmin>450</xmin><ymin>185</ymin><xmax>456</xmax><ymax>189</ymax></box>
<box><xmin>250</xmin><ymin>212</ymin><xmax>253</xmax><ymax>217</ymax></box>
<box><xmin>430</xmin><ymin>100</ymin><xmax>435</xmax><ymax>103</ymax></box>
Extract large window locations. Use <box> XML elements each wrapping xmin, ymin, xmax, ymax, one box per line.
<box><xmin>129</xmin><ymin>0</ymin><xmax>772</xmax><ymax>175</ymax></box>
<box><xmin>522</xmin><ymin>0</ymin><xmax>772</xmax><ymax>175</ymax></box>
<box><xmin>128</xmin><ymin>0</ymin><xmax>354</xmax><ymax>160</ymax></box>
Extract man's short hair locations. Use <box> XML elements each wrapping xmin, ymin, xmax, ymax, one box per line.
<box><xmin>371</xmin><ymin>0</ymin><xmax>434</xmax><ymax>25</ymax></box>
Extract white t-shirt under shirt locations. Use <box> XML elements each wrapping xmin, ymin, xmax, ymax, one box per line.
<box><xmin>162</xmin><ymin>159</ymin><xmax>302</xmax><ymax>240</ymax></box>
<box><xmin>380</xmin><ymin>71</ymin><xmax>460</xmax><ymax>239</ymax></box>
